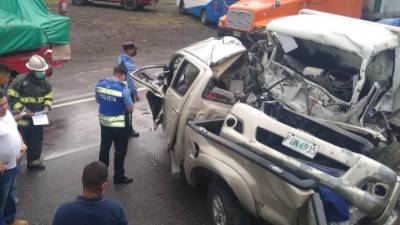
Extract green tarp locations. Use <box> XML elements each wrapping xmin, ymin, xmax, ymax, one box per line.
<box><xmin>0</xmin><ymin>0</ymin><xmax>70</xmax><ymax>55</ymax></box>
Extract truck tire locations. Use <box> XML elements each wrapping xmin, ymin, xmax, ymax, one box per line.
<box><xmin>207</xmin><ymin>181</ymin><xmax>250</xmax><ymax>225</ymax></box>
<box><xmin>201</xmin><ymin>10</ymin><xmax>208</xmax><ymax>25</ymax></box>
<box><xmin>72</xmin><ymin>0</ymin><xmax>87</xmax><ymax>5</ymax></box>
<box><xmin>178</xmin><ymin>0</ymin><xmax>185</xmax><ymax>14</ymax></box>
<box><xmin>124</xmin><ymin>0</ymin><xmax>138</xmax><ymax>10</ymax></box>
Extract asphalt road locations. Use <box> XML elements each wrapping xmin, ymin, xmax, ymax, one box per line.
<box><xmin>13</xmin><ymin>1</ymin><xmax>267</xmax><ymax>225</ymax></box>
<box><xmin>16</xmin><ymin>71</ymin><xmax>213</xmax><ymax>225</ymax></box>
<box><xmin>15</xmin><ymin>6</ymin><xmax>215</xmax><ymax>225</ymax></box>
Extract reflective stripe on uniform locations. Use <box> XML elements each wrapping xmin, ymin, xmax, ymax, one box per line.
<box><xmin>13</xmin><ymin>102</ymin><xmax>24</xmax><ymax>111</ymax></box>
<box><xmin>17</xmin><ymin>119</ymin><xmax>30</xmax><ymax>127</ymax></box>
<box><xmin>96</xmin><ymin>87</ymin><xmax>123</xmax><ymax>97</ymax></box>
<box><xmin>7</xmin><ymin>89</ymin><xmax>20</xmax><ymax>98</ymax></box>
<box><xmin>44</xmin><ymin>92</ymin><xmax>53</xmax><ymax>99</ymax></box>
<box><xmin>98</xmin><ymin>114</ymin><xmax>125</xmax><ymax>128</ymax></box>
<box><xmin>20</xmin><ymin>97</ymin><xmax>45</xmax><ymax>104</ymax></box>
<box><xmin>44</xmin><ymin>100</ymin><xmax>53</xmax><ymax>106</ymax></box>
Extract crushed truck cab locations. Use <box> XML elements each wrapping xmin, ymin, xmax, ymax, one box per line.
<box><xmin>132</xmin><ymin>11</ymin><xmax>400</xmax><ymax>225</ymax></box>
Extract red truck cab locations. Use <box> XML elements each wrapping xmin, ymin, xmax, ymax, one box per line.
<box><xmin>0</xmin><ymin>0</ymin><xmax>71</xmax><ymax>78</ymax></box>
<box><xmin>72</xmin><ymin>0</ymin><xmax>155</xmax><ymax>10</ymax></box>
<box><xmin>0</xmin><ymin>45</ymin><xmax>70</xmax><ymax>78</ymax></box>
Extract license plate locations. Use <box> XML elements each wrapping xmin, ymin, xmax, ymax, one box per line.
<box><xmin>233</xmin><ymin>31</ymin><xmax>241</xmax><ymax>37</ymax></box>
<box><xmin>282</xmin><ymin>133</ymin><xmax>319</xmax><ymax>159</ymax></box>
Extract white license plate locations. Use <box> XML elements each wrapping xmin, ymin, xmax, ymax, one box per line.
<box><xmin>282</xmin><ymin>133</ymin><xmax>319</xmax><ymax>159</ymax></box>
<box><xmin>233</xmin><ymin>31</ymin><xmax>241</xmax><ymax>37</ymax></box>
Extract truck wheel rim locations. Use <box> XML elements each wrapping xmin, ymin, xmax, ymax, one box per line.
<box><xmin>212</xmin><ymin>196</ymin><xmax>227</xmax><ymax>225</ymax></box>
<box><xmin>126</xmin><ymin>0</ymin><xmax>135</xmax><ymax>8</ymax></box>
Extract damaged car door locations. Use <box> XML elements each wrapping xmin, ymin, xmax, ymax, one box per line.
<box><xmin>131</xmin><ymin>54</ymin><xmax>202</xmax><ymax>150</ymax></box>
<box><xmin>131</xmin><ymin>55</ymin><xmax>184</xmax><ymax>128</ymax></box>
<box><xmin>163</xmin><ymin>59</ymin><xmax>201</xmax><ymax>150</ymax></box>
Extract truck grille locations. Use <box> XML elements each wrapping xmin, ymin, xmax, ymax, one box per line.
<box><xmin>226</xmin><ymin>10</ymin><xmax>254</xmax><ymax>31</ymax></box>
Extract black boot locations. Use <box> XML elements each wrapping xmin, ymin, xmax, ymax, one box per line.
<box><xmin>130</xmin><ymin>130</ymin><xmax>139</xmax><ymax>138</ymax></box>
<box><xmin>114</xmin><ymin>176</ymin><xmax>133</xmax><ymax>185</ymax></box>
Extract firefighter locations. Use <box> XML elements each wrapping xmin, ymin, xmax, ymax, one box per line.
<box><xmin>7</xmin><ymin>55</ymin><xmax>53</xmax><ymax>170</ymax></box>
<box><xmin>95</xmin><ymin>65</ymin><xmax>134</xmax><ymax>185</ymax></box>
<box><xmin>118</xmin><ymin>41</ymin><xmax>139</xmax><ymax>138</ymax></box>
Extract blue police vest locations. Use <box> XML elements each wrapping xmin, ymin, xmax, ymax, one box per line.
<box><xmin>96</xmin><ymin>79</ymin><xmax>126</xmax><ymax>128</ymax></box>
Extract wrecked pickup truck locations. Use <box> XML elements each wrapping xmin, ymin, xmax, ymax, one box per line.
<box><xmin>132</xmin><ymin>10</ymin><xmax>400</xmax><ymax>225</ymax></box>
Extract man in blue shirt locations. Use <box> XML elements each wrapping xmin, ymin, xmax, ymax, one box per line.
<box><xmin>118</xmin><ymin>41</ymin><xmax>140</xmax><ymax>138</ymax></box>
<box><xmin>95</xmin><ymin>65</ymin><xmax>134</xmax><ymax>184</ymax></box>
<box><xmin>52</xmin><ymin>161</ymin><xmax>128</xmax><ymax>225</ymax></box>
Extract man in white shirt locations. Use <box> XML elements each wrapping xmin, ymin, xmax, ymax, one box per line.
<box><xmin>0</xmin><ymin>89</ymin><xmax>27</xmax><ymax>225</ymax></box>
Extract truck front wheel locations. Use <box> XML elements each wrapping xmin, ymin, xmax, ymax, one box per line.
<box><xmin>207</xmin><ymin>181</ymin><xmax>250</xmax><ymax>225</ymax></box>
<box><xmin>124</xmin><ymin>0</ymin><xmax>138</xmax><ymax>10</ymax></box>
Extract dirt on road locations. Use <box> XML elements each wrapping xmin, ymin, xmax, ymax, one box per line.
<box><xmin>50</xmin><ymin>0</ymin><xmax>216</xmax><ymax>67</ymax></box>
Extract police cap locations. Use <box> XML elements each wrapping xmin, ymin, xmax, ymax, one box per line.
<box><xmin>122</xmin><ymin>41</ymin><xmax>138</xmax><ymax>50</ymax></box>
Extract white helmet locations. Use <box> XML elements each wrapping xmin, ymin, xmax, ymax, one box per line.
<box><xmin>25</xmin><ymin>55</ymin><xmax>49</xmax><ymax>71</ymax></box>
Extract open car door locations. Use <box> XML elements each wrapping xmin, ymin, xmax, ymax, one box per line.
<box><xmin>130</xmin><ymin>65</ymin><xmax>169</xmax><ymax>128</ymax></box>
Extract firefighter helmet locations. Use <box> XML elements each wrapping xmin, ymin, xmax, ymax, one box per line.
<box><xmin>26</xmin><ymin>55</ymin><xmax>49</xmax><ymax>71</ymax></box>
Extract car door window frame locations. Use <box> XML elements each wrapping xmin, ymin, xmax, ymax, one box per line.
<box><xmin>167</xmin><ymin>54</ymin><xmax>185</xmax><ymax>87</ymax></box>
<box><xmin>171</xmin><ymin>60</ymin><xmax>200</xmax><ymax>96</ymax></box>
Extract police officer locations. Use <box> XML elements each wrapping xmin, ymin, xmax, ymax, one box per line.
<box><xmin>118</xmin><ymin>41</ymin><xmax>139</xmax><ymax>138</ymax></box>
<box><xmin>7</xmin><ymin>55</ymin><xmax>52</xmax><ymax>170</ymax></box>
<box><xmin>96</xmin><ymin>65</ymin><xmax>134</xmax><ymax>185</ymax></box>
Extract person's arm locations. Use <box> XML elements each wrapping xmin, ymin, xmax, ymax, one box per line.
<box><xmin>122</xmin><ymin>88</ymin><xmax>134</xmax><ymax>113</ymax></box>
<box><xmin>43</xmin><ymin>84</ymin><xmax>53</xmax><ymax>113</ymax></box>
<box><xmin>121</xmin><ymin>57</ymin><xmax>138</xmax><ymax>96</ymax></box>
<box><xmin>16</xmin><ymin>133</ymin><xmax>27</xmax><ymax>162</ymax></box>
<box><xmin>0</xmin><ymin>127</ymin><xmax>8</xmax><ymax>173</ymax></box>
<box><xmin>7</xmin><ymin>77</ymin><xmax>28</xmax><ymax>115</ymax></box>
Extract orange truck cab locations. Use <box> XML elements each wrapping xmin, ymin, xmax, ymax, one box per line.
<box><xmin>218</xmin><ymin>0</ymin><xmax>363</xmax><ymax>41</ymax></box>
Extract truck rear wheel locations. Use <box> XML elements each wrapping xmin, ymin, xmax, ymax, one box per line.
<box><xmin>124</xmin><ymin>0</ymin><xmax>138</xmax><ymax>10</ymax></box>
<box><xmin>207</xmin><ymin>181</ymin><xmax>250</xmax><ymax>225</ymax></box>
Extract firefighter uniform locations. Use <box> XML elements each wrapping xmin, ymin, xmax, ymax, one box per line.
<box><xmin>7</xmin><ymin>73</ymin><xmax>52</xmax><ymax>168</ymax></box>
<box><xmin>96</xmin><ymin>78</ymin><xmax>132</xmax><ymax>182</ymax></box>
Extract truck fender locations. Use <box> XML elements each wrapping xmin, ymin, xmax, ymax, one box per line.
<box><xmin>186</xmin><ymin>153</ymin><xmax>257</xmax><ymax>215</ymax></box>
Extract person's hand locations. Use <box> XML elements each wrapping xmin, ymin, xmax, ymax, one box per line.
<box><xmin>43</xmin><ymin>106</ymin><xmax>50</xmax><ymax>114</ymax></box>
<box><xmin>20</xmin><ymin>143</ymin><xmax>28</xmax><ymax>152</ymax></box>
<box><xmin>24</xmin><ymin>110</ymin><xmax>34</xmax><ymax>118</ymax></box>
<box><xmin>12</xmin><ymin>110</ymin><xmax>23</xmax><ymax>121</ymax></box>
<box><xmin>17</xmin><ymin>144</ymin><xmax>27</xmax><ymax>162</ymax></box>
<box><xmin>0</xmin><ymin>162</ymin><xmax>8</xmax><ymax>174</ymax></box>
<box><xmin>134</xmin><ymin>95</ymin><xmax>140</xmax><ymax>102</ymax></box>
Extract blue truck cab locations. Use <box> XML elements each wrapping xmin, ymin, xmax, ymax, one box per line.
<box><xmin>177</xmin><ymin>0</ymin><xmax>237</xmax><ymax>24</ymax></box>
